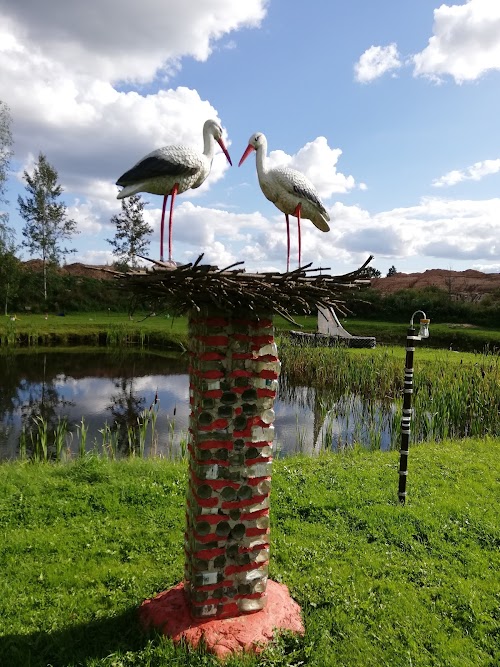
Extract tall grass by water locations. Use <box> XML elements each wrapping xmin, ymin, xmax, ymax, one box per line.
<box><xmin>279</xmin><ymin>341</ymin><xmax>500</xmax><ymax>448</ymax></box>
<box><xmin>18</xmin><ymin>404</ymin><xmax>188</xmax><ymax>463</ymax></box>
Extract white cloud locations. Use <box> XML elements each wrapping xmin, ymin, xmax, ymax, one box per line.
<box><xmin>266</xmin><ymin>137</ymin><xmax>356</xmax><ymax>198</ymax></box>
<box><xmin>73</xmin><ymin>249</ymin><xmax>115</xmax><ymax>266</ymax></box>
<box><xmin>413</xmin><ymin>0</ymin><xmax>500</xmax><ymax>83</ymax></box>
<box><xmin>433</xmin><ymin>159</ymin><xmax>500</xmax><ymax>187</ymax></box>
<box><xmin>354</xmin><ymin>44</ymin><xmax>402</xmax><ymax>83</ymax></box>
<box><xmin>0</xmin><ymin>2</ymin><xmax>266</xmax><ymax>197</ymax></box>
<box><xmin>73</xmin><ymin>195</ymin><xmax>500</xmax><ymax>273</ymax></box>
<box><xmin>171</xmin><ymin>201</ymin><xmax>269</xmax><ymax>246</ymax></box>
<box><xmin>473</xmin><ymin>262</ymin><xmax>500</xmax><ymax>273</ymax></box>
<box><xmin>68</xmin><ymin>201</ymin><xmax>103</xmax><ymax>235</ymax></box>
<box><xmin>0</xmin><ymin>1</ymin><xmax>268</xmax><ymax>84</ymax></box>
<box><xmin>325</xmin><ymin>196</ymin><xmax>500</xmax><ymax>265</ymax></box>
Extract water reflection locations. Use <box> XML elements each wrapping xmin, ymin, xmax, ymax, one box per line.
<box><xmin>0</xmin><ymin>350</ymin><xmax>189</xmax><ymax>459</ymax></box>
<box><xmin>0</xmin><ymin>350</ymin><xmax>399</xmax><ymax>459</ymax></box>
<box><xmin>276</xmin><ymin>375</ymin><xmax>399</xmax><ymax>453</ymax></box>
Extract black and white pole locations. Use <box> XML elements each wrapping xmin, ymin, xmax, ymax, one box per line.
<box><xmin>398</xmin><ymin>310</ymin><xmax>430</xmax><ymax>505</ymax></box>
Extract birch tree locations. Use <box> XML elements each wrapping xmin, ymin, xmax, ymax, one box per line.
<box><xmin>18</xmin><ymin>153</ymin><xmax>78</xmax><ymax>302</ymax></box>
<box><xmin>107</xmin><ymin>194</ymin><xmax>153</xmax><ymax>269</ymax></box>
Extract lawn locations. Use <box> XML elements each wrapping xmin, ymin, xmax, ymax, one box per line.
<box><xmin>0</xmin><ymin>311</ymin><xmax>188</xmax><ymax>348</ymax></box>
<box><xmin>1</xmin><ymin>438</ymin><xmax>498</xmax><ymax>666</ymax></box>
<box><xmin>2</xmin><ymin>311</ymin><xmax>499</xmax><ymax>352</ymax></box>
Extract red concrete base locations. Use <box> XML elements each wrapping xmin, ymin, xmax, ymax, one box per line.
<box><xmin>139</xmin><ymin>579</ymin><xmax>304</xmax><ymax>659</ymax></box>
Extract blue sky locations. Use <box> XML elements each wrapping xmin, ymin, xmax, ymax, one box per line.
<box><xmin>1</xmin><ymin>0</ymin><xmax>499</xmax><ymax>275</ymax></box>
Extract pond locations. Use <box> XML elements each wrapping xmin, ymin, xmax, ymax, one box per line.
<box><xmin>0</xmin><ymin>349</ymin><xmax>400</xmax><ymax>460</ymax></box>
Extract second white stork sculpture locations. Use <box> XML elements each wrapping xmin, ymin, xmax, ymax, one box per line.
<box><xmin>239</xmin><ymin>132</ymin><xmax>330</xmax><ymax>271</ymax></box>
<box><xmin>116</xmin><ymin>119</ymin><xmax>232</xmax><ymax>263</ymax></box>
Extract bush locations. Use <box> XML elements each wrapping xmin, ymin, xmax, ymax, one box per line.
<box><xmin>8</xmin><ymin>265</ymin><xmax>131</xmax><ymax>313</ymax></box>
<box><xmin>346</xmin><ymin>286</ymin><xmax>500</xmax><ymax>328</ymax></box>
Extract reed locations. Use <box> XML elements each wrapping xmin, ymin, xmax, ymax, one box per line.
<box><xmin>177</xmin><ymin>434</ymin><xmax>188</xmax><ymax>460</ymax></box>
<box><xmin>98</xmin><ymin>422</ymin><xmax>119</xmax><ymax>459</ymax></box>
<box><xmin>30</xmin><ymin>415</ymin><xmax>48</xmax><ymax>462</ymax></box>
<box><xmin>19</xmin><ymin>427</ymin><xmax>27</xmax><ymax>461</ymax></box>
<box><xmin>280</xmin><ymin>342</ymin><xmax>500</xmax><ymax>449</ymax></box>
<box><xmin>75</xmin><ymin>417</ymin><xmax>88</xmax><ymax>458</ymax></box>
<box><xmin>15</xmin><ymin>405</ymin><xmax>191</xmax><ymax>462</ymax></box>
<box><xmin>53</xmin><ymin>417</ymin><xmax>68</xmax><ymax>461</ymax></box>
<box><xmin>149</xmin><ymin>402</ymin><xmax>159</xmax><ymax>456</ymax></box>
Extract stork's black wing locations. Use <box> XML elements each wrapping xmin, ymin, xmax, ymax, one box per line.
<box><xmin>116</xmin><ymin>153</ymin><xmax>199</xmax><ymax>186</ymax></box>
<box><xmin>292</xmin><ymin>183</ymin><xmax>326</xmax><ymax>212</ymax></box>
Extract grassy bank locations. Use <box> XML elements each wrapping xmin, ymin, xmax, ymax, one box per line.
<box><xmin>0</xmin><ymin>312</ymin><xmax>188</xmax><ymax>349</ymax></box>
<box><xmin>1</xmin><ymin>438</ymin><xmax>498</xmax><ymax>666</ymax></box>
<box><xmin>2</xmin><ymin>311</ymin><xmax>500</xmax><ymax>352</ymax></box>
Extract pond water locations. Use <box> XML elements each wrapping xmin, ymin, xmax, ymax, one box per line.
<box><xmin>0</xmin><ymin>350</ymin><xmax>399</xmax><ymax>460</ymax></box>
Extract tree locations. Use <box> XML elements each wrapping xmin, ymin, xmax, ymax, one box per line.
<box><xmin>18</xmin><ymin>153</ymin><xmax>78</xmax><ymax>302</ymax></box>
<box><xmin>387</xmin><ymin>265</ymin><xmax>397</xmax><ymax>277</ymax></box>
<box><xmin>0</xmin><ymin>100</ymin><xmax>14</xmax><ymax>235</ymax></box>
<box><xmin>0</xmin><ymin>101</ymin><xmax>18</xmax><ymax>314</ymax></box>
<box><xmin>106</xmin><ymin>195</ymin><xmax>153</xmax><ymax>269</ymax></box>
<box><xmin>365</xmin><ymin>266</ymin><xmax>382</xmax><ymax>278</ymax></box>
<box><xmin>0</xmin><ymin>236</ymin><xmax>20</xmax><ymax>315</ymax></box>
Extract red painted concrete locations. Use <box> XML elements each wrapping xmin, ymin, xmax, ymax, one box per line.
<box><xmin>139</xmin><ymin>579</ymin><xmax>304</xmax><ymax>659</ymax></box>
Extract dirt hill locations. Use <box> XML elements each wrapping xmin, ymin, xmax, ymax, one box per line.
<box><xmin>21</xmin><ymin>262</ymin><xmax>500</xmax><ymax>299</ymax></box>
<box><xmin>23</xmin><ymin>260</ymin><xmax>116</xmax><ymax>281</ymax></box>
<box><xmin>371</xmin><ymin>269</ymin><xmax>500</xmax><ymax>301</ymax></box>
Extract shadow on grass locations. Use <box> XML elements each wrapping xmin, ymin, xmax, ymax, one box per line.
<box><xmin>0</xmin><ymin>606</ymin><xmax>156</xmax><ymax>667</ymax></box>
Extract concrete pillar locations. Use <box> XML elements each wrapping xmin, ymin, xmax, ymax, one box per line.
<box><xmin>184</xmin><ymin>308</ymin><xmax>279</xmax><ymax>619</ymax></box>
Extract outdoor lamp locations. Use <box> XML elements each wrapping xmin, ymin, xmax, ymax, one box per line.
<box><xmin>410</xmin><ymin>310</ymin><xmax>431</xmax><ymax>339</ymax></box>
<box><xmin>398</xmin><ymin>310</ymin><xmax>430</xmax><ymax>504</ymax></box>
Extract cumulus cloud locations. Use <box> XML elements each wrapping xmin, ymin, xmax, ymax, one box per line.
<box><xmin>326</xmin><ymin>196</ymin><xmax>500</xmax><ymax>265</ymax></box>
<box><xmin>266</xmin><ymin>137</ymin><xmax>356</xmax><ymax>198</ymax></box>
<box><xmin>0</xmin><ymin>2</ymin><xmax>267</xmax><ymax>195</ymax></box>
<box><xmin>0</xmin><ymin>0</ymin><xmax>268</xmax><ymax>84</ymax></box>
<box><xmin>355</xmin><ymin>1</ymin><xmax>500</xmax><ymax>86</ymax></box>
<box><xmin>171</xmin><ymin>201</ymin><xmax>269</xmax><ymax>247</ymax></box>
<box><xmin>433</xmin><ymin>159</ymin><xmax>500</xmax><ymax>187</ymax></box>
<box><xmin>71</xmin><ymin>195</ymin><xmax>500</xmax><ymax>273</ymax></box>
<box><xmin>74</xmin><ymin>249</ymin><xmax>115</xmax><ymax>266</ymax></box>
<box><xmin>354</xmin><ymin>44</ymin><xmax>402</xmax><ymax>83</ymax></box>
<box><xmin>413</xmin><ymin>0</ymin><xmax>500</xmax><ymax>83</ymax></box>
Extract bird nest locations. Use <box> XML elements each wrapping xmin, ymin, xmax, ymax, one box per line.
<box><xmin>100</xmin><ymin>254</ymin><xmax>374</xmax><ymax>324</ymax></box>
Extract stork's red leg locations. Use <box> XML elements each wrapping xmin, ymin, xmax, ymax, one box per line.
<box><xmin>285</xmin><ymin>214</ymin><xmax>290</xmax><ymax>273</ymax></box>
<box><xmin>168</xmin><ymin>183</ymin><xmax>179</xmax><ymax>262</ymax></box>
<box><xmin>294</xmin><ymin>203</ymin><xmax>302</xmax><ymax>267</ymax></box>
<box><xmin>160</xmin><ymin>194</ymin><xmax>168</xmax><ymax>262</ymax></box>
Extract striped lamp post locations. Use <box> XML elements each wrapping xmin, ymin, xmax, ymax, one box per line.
<box><xmin>398</xmin><ymin>310</ymin><xmax>430</xmax><ymax>505</ymax></box>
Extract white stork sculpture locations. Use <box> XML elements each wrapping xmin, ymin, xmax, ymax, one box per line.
<box><xmin>116</xmin><ymin>119</ymin><xmax>232</xmax><ymax>263</ymax></box>
<box><xmin>239</xmin><ymin>132</ymin><xmax>330</xmax><ymax>271</ymax></box>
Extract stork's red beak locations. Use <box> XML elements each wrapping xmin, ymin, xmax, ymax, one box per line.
<box><xmin>238</xmin><ymin>144</ymin><xmax>255</xmax><ymax>167</ymax></box>
<box><xmin>217</xmin><ymin>138</ymin><xmax>232</xmax><ymax>166</ymax></box>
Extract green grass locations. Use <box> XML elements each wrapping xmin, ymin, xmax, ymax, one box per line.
<box><xmin>274</xmin><ymin>315</ymin><xmax>500</xmax><ymax>352</ymax></box>
<box><xmin>3</xmin><ymin>312</ymin><xmax>500</xmax><ymax>352</ymax></box>
<box><xmin>0</xmin><ymin>311</ymin><xmax>188</xmax><ymax>348</ymax></box>
<box><xmin>1</xmin><ymin>438</ymin><xmax>498</xmax><ymax>666</ymax></box>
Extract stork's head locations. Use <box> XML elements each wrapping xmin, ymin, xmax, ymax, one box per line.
<box><xmin>204</xmin><ymin>119</ymin><xmax>232</xmax><ymax>166</ymax></box>
<box><xmin>238</xmin><ymin>132</ymin><xmax>267</xmax><ymax>166</ymax></box>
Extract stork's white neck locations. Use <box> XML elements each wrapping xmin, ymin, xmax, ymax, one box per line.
<box><xmin>255</xmin><ymin>136</ymin><xmax>269</xmax><ymax>180</ymax></box>
<box><xmin>203</xmin><ymin>133</ymin><xmax>216</xmax><ymax>161</ymax></box>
